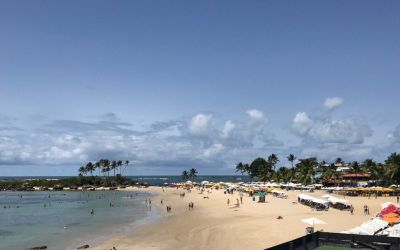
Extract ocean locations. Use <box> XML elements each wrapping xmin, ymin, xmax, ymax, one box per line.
<box><xmin>0</xmin><ymin>190</ymin><xmax>157</xmax><ymax>250</ymax></box>
<box><xmin>0</xmin><ymin>175</ymin><xmax>250</xmax><ymax>186</ymax></box>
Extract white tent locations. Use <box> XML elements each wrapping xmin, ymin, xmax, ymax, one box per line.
<box><xmin>301</xmin><ymin>217</ymin><xmax>326</xmax><ymax>226</ymax></box>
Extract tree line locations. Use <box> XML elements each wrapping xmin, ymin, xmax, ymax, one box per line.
<box><xmin>235</xmin><ymin>152</ymin><xmax>400</xmax><ymax>185</ymax></box>
<box><xmin>78</xmin><ymin>159</ymin><xmax>130</xmax><ymax>177</ymax></box>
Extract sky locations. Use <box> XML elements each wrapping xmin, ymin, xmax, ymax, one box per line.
<box><xmin>0</xmin><ymin>0</ymin><xmax>399</xmax><ymax>176</ymax></box>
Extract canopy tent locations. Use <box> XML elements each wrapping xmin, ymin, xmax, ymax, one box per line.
<box><xmin>378</xmin><ymin>204</ymin><xmax>400</xmax><ymax>217</ymax></box>
<box><xmin>382</xmin><ymin>212</ymin><xmax>400</xmax><ymax>224</ymax></box>
<box><xmin>344</xmin><ymin>218</ymin><xmax>388</xmax><ymax>235</ymax></box>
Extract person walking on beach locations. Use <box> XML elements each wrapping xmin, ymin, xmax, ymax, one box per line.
<box><xmin>397</xmin><ymin>196</ymin><xmax>399</xmax><ymax>203</ymax></box>
<box><xmin>363</xmin><ymin>205</ymin><xmax>367</xmax><ymax>215</ymax></box>
<box><xmin>236</xmin><ymin>198</ymin><xmax>240</xmax><ymax>207</ymax></box>
<box><xmin>240</xmin><ymin>196</ymin><xmax>243</xmax><ymax>204</ymax></box>
<box><xmin>350</xmin><ymin>205</ymin><xmax>354</xmax><ymax>215</ymax></box>
<box><xmin>227</xmin><ymin>199</ymin><xmax>230</xmax><ymax>206</ymax></box>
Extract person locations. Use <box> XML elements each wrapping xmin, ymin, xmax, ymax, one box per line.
<box><xmin>363</xmin><ymin>205</ymin><xmax>367</xmax><ymax>215</ymax></box>
<box><xmin>236</xmin><ymin>198</ymin><xmax>240</xmax><ymax>207</ymax></box>
<box><xmin>240</xmin><ymin>196</ymin><xmax>243</xmax><ymax>204</ymax></box>
<box><xmin>397</xmin><ymin>196</ymin><xmax>399</xmax><ymax>203</ymax></box>
<box><xmin>350</xmin><ymin>205</ymin><xmax>354</xmax><ymax>215</ymax></box>
<box><xmin>188</xmin><ymin>202</ymin><xmax>191</xmax><ymax>211</ymax></box>
<box><xmin>227</xmin><ymin>199</ymin><xmax>230</xmax><ymax>206</ymax></box>
<box><xmin>90</xmin><ymin>209</ymin><xmax>94</xmax><ymax>215</ymax></box>
<box><xmin>161</xmin><ymin>199</ymin><xmax>163</xmax><ymax>204</ymax></box>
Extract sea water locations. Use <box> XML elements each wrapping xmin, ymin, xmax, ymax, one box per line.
<box><xmin>0</xmin><ymin>190</ymin><xmax>157</xmax><ymax>250</ymax></box>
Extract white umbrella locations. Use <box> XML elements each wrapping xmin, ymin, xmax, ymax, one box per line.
<box><xmin>301</xmin><ymin>217</ymin><xmax>326</xmax><ymax>230</ymax></box>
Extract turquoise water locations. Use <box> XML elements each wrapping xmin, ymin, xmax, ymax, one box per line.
<box><xmin>0</xmin><ymin>190</ymin><xmax>157</xmax><ymax>250</ymax></box>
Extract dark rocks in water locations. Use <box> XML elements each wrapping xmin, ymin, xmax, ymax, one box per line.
<box><xmin>30</xmin><ymin>246</ymin><xmax>47</xmax><ymax>250</ymax></box>
<box><xmin>77</xmin><ymin>244</ymin><xmax>90</xmax><ymax>249</ymax></box>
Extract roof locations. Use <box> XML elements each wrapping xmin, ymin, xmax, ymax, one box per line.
<box><xmin>342</xmin><ymin>173</ymin><xmax>371</xmax><ymax>178</ymax></box>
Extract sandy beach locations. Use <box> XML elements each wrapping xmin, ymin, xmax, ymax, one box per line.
<box><xmin>90</xmin><ymin>187</ymin><xmax>398</xmax><ymax>250</ymax></box>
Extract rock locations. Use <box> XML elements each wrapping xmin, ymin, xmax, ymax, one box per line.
<box><xmin>30</xmin><ymin>246</ymin><xmax>47</xmax><ymax>250</ymax></box>
<box><xmin>77</xmin><ymin>244</ymin><xmax>90</xmax><ymax>249</ymax></box>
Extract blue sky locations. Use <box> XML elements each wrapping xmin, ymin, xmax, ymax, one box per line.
<box><xmin>0</xmin><ymin>0</ymin><xmax>399</xmax><ymax>176</ymax></box>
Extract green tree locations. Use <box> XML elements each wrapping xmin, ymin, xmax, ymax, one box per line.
<box><xmin>276</xmin><ymin>166</ymin><xmax>289</xmax><ymax>182</ymax></box>
<box><xmin>296</xmin><ymin>157</ymin><xmax>318</xmax><ymax>185</ymax></box>
<box><xmin>335</xmin><ymin>157</ymin><xmax>344</xmax><ymax>165</ymax></box>
<box><xmin>249</xmin><ymin>158</ymin><xmax>273</xmax><ymax>182</ymax></box>
<box><xmin>385</xmin><ymin>153</ymin><xmax>400</xmax><ymax>184</ymax></box>
<box><xmin>85</xmin><ymin>162</ymin><xmax>95</xmax><ymax>177</ymax></box>
<box><xmin>78</xmin><ymin>166</ymin><xmax>86</xmax><ymax>177</ymax></box>
<box><xmin>235</xmin><ymin>162</ymin><xmax>246</xmax><ymax>176</ymax></box>
<box><xmin>350</xmin><ymin>161</ymin><xmax>362</xmax><ymax>173</ymax></box>
<box><xmin>267</xmin><ymin>153</ymin><xmax>279</xmax><ymax>172</ymax></box>
<box><xmin>287</xmin><ymin>154</ymin><xmax>296</xmax><ymax>168</ymax></box>
<box><xmin>117</xmin><ymin>160</ymin><xmax>123</xmax><ymax>175</ymax></box>
<box><xmin>189</xmin><ymin>168</ymin><xmax>198</xmax><ymax>182</ymax></box>
<box><xmin>181</xmin><ymin>170</ymin><xmax>189</xmax><ymax>181</ymax></box>
<box><xmin>111</xmin><ymin>160</ymin><xmax>117</xmax><ymax>177</ymax></box>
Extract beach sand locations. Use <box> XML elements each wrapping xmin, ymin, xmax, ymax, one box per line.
<box><xmin>91</xmin><ymin>187</ymin><xmax>397</xmax><ymax>250</ymax></box>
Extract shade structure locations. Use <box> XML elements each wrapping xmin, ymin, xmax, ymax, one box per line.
<box><xmin>382</xmin><ymin>212</ymin><xmax>400</xmax><ymax>224</ymax></box>
<box><xmin>301</xmin><ymin>217</ymin><xmax>326</xmax><ymax>226</ymax></box>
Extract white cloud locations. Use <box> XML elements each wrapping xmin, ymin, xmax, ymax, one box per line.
<box><xmin>188</xmin><ymin>114</ymin><xmax>212</xmax><ymax>136</ymax></box>
<box><xmin>292</xmin><ymin>112</ymin><xmax>313</xmax><ymax>135</ymax></box>
<box><xmin>203</xmin><ymin>143</ymin><xmax>224</xmax><ymax>158</ymax></box>
<box><xmin>246</xmin><ymin>109</ymin><xmax>266</xmax><ymax>134</ymax></box>
<box><xmin>308</xmin><ymin>119</ymin><xmax>372</xmax><ymax>144</ymax></box>
<box><xmin>220</xmin><ymin>120</ymin><xmax>235</xmax><ymax>139</ymax></box>
<box><xmin>323</xmin><ymin>97</ymin><xmax>343</xmax><ymax>110</ymax></box>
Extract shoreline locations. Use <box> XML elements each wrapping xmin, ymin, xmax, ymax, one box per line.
<box><xmin>90</xmin><ymin>187</ymin><xmax>400</xmax><ymax>250</ymax></box>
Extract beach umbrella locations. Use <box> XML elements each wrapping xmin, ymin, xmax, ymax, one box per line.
<box><xmin>301</xmin><ymin>217</ymin><xmax>326</xmax><ymax>230</ymax></box>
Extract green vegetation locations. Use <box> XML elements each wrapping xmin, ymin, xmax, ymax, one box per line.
<box><xmin>0</xmin><ymin>176</ymin><xmax>137</xmax><ymax>191</ymax></box>
<box><xmin>235</xmin><ymin>152</ymin><xmax>400</xmax><ymax>185</ymax></box>
<box><xmin>181</xmin><ymin>168</ymin><xmax>198</xmax><ymax>181</ymax></box>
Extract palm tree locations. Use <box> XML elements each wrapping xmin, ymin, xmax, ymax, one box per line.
<box><xmin>117</xmin><ymin>160</ymin><xmax>123</xmax><ymax>175</ymax></box>
<box><xmin>85</xmin><ymin>162</ymin><xmax>95</xmax><ymax>177</ymax></box>
<box><xmin>111</xmin><ymin>160</ymin><xmax>117</xmax><ymax>177</ymax></box>
<box><xmin>249</xmin><ymin>158</ymin><xmax>273</xmax><ymax>183</ymax></box>
<box><xmin>95</xmin><ymin>161</ymin><xmax>101</xmax><ymax>176</ymax></box>
<box><xmin>267</xmin><ymin>153</ymin><xmax>279</xmax><ymax>172</ymax></box>
<box><xmin>189</xmin><ymin>168</ymin><xmax>198</xmax><ymax>182</ymax></box>
<box><xmin>181</xmin><ymin>170</ymin><xmax>189</xmax><ymax>181</ymax></box>
<box><xmin>385</xmin><ymin>153</ymin><xmax>400</xmax><ymax>184</ymax></box>
<box><xmin>235</xmin><ymin>162</ymin><xmax>246</xmax><ymax>175</ymax></box>
<box><xmin>296</xmin><ymin>157</ymin><xmax>318</xmax><ymax>185</ymax></box>
<box><xmin>122</xmin><ymin>160</ymin><xmax>130</xmax><ymax>176</ymax></box>
<box><xmin>335</xmin><ymin>157</ymin><xmax>344</xmax><ymax>165</ymax></box>
<box><xmin>78</xmin><ymin>166</ymin><xmax>86</xmax><ymax>176</ymax></box>
<box><xmin>276</xmin><ymin>166</ymin><xmax>289</xmax><ymax>182</ymax></box>
<box><xmin>287</xmin><ymin>154</ymin><xmax>296</xmax><ymax>168</ymax></box>
<box><xmin>350</xmin><ymin>161</ymin><xmax>361</xmax><ymax>174</ymax></box>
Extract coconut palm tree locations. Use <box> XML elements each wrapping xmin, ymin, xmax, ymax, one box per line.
<box><xmin>296</xmin><ymin>157</ymin><xmax>318</xmax><ymax>185</ymax></box>
<box><xmin>78</xmin><ymin>166</ymin><xmax>86</xmax><ymax>176</ymax></box>
<box><xmin>85</xmin><ymin>162</ymin><xmax>95</xmax><ymax>177</ymax></box>
<box><xmin>95</xmin><ymin>161</ymin><xmax>101</xmax><ymax>176</ymax></box>
<box><xmin>385</xmin><ymin>153</ymin><xmax>400</xmax><ymax>184</ymax></box>
<box><xmin>111</xmin><ymin>160</ymin><xmax>117</xmax><ymax>177</ymax></box>
<box><xmin>235</xmin><ymin>162</ymin><xmax>246</xmax><ymax>176</ymax></box>
<box><xmin>117</xmin><ymin>160</ymin><xmax>123</xmax><ymax>175</ymax></box>
<box><xmin>189</xmin><ymin>168</ymin><xmax>198</xmax><ymax>182</ymax></box>
<box><xmin>335</xmin><ymin>157</ymin><xmax>344</xmax><ymax>165</ymax></box>
<box><xmin>267</xmin><ymin>153</ymin><xmax>279</xmax><ymax>172</ymax></box>
<box><xmin>287</xmin><ymin>154</ymin><xmax>296</xmax><ymax>168</ymax></box>
<box><xmin>181</xmin><ymin>170</ymin><xmax>189</xmax><ymax>181</ymax></box>
<box><xmin>122</xmin><ymin>160</ymin><xmax>130</xmax><ymax>176</ymax></box>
